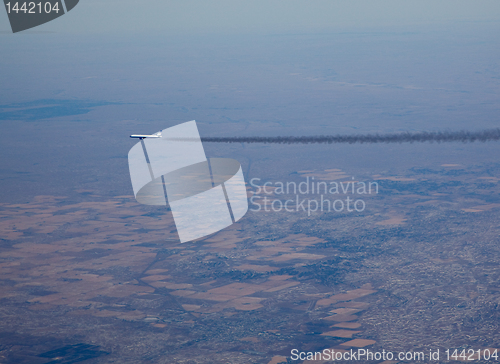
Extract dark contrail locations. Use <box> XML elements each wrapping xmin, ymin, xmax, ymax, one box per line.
<box><xmin>193</xmin><ymin>129</ymin><xmax>500</xmax><ymax>145</ymax></box>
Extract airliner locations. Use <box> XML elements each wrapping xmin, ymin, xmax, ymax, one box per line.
<box><xmin>130</xmin><ymin>132</ymin><xmax>162</xmax><ymax>139</ymax></box>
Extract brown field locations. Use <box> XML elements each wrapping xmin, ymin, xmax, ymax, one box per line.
<box><xmin>323</xmin><ymin>314</ymin><xmax>358</xmax><ymax>322</ymax></box>
<box><xmin>207</xmin><ymin>282</ymin><xmax>263</xmax><ymax>296</ymax></box>
<box><xmin>333</xmin><ymin>322</ymin><xmax>362</xmax><ymax>329</ymax></box>
<box><xmin>334</xmin><ymin>301</ymin><xmax>370</xmax><ymax>309</ymax></box>
<box><xmin>141</xmin><ymin>274</ymin><xmax>171</xmax><ymax>282</ymax></box>
<box><xmin>340</xmin><ymin>339</ymin><xmax>377</xmax><ymax>348</ymax></box>
<box><xmin>299</xmin><ymin>169</ymin><xmax>350</xmax><ymax>181</ymax></box>
<box><xmin>462</xmin><ymin>203</ymin><xmax>500</xmax><ymax>212</ymax></box>
<box><xmin>330</xmin><ymin>308</ymin><xmax>362</xmax><ymax>315</ymax></box>
<box><xmin>181</xmin><ymin>304</ymin><xmax>201</xmax><ymax>311</ymax></box>
<box><xmin>316</xmin><ymin>297</ymin><xmax>340</xmax><ymax>306</ymax></box>
<box><xmin>320</xmin><ymin>329</ymin><xmax>361</xmax><ymax>338</ymax></box>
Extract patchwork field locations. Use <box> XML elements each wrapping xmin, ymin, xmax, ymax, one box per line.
<box><xmin>0</xmin><ymin>163</ymin><xmax>499</xmax><ymax>363</ymax></box>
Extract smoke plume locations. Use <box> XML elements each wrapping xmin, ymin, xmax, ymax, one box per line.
<box><xmin>194</xmin><ymin>129</ymin><xmax>500</xmax><ymax>145</ymax></box>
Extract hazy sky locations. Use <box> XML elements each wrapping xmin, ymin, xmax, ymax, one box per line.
<box><xmin>1</xmin><ymin>0</ymin><xmax>500</xmax><ymax>203</ymax></box>
<box><xmin>1</xmin><ymin>0</ymin><xmax>500</xmax><ymax>34</ymax></box>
